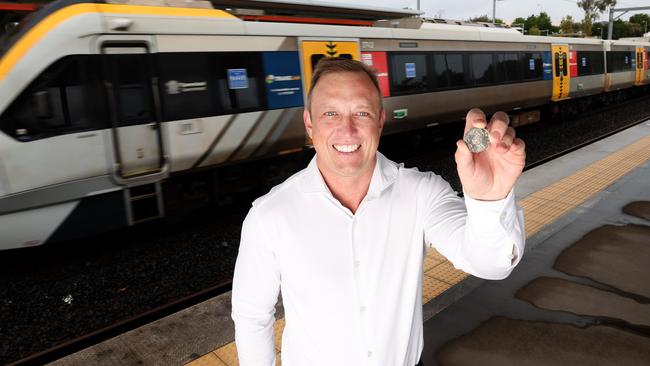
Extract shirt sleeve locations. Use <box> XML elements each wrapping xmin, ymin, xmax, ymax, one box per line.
<box><xmin>422</xmin><ymin>174</ymin><xmax>525</xmax><ymax>280</ymax></box>
<box><xmin>231</xmin><ymin>207</ymin><xmax>281</xmax><ymax>366</ymax></box>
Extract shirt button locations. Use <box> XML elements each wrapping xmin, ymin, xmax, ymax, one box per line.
<box><xmin>360</xmin><ymin>306</ymin><xmax>366</xmax><ymax>312</ymax></box>
<box><xmin>500</xmin><ymin>212</ymin><xmax>507</xmax><ymax>223</ymax></box>
<box><xmin>354</xmin><ymin>260</ymin><xmax>361</xmax><ymax>268</ymax></box>
<box><xmin>367</xmin><ymin>351</ymin><xmax>373</xmax><ymax>358</ymax></box>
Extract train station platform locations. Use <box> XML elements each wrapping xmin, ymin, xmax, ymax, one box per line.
<box><xmin>49</xmin><ymin>121</ymin><xmax>650</xmax><ymax>366</ymax></box>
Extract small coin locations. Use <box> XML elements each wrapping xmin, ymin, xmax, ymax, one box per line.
<box><xmin>463</xmin><ymin>127</ymin><xmax>490</xmax><ymax>153</ymax></box>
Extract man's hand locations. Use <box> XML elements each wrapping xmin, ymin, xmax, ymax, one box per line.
<box><xmin>455</xmin><ymin>108</ymin><xmax>526</xmax><ymax>201</ymax></box>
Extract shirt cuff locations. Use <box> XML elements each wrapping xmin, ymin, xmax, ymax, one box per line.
<box><xmin>463</xmin><ymin>188</ymin><xmax>518</xmax><ymax>240</ymax></box>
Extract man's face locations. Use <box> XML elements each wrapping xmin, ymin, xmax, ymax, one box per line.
<box><xmin>304</xmin><ymin>71</ymin><xmax>385</xmax><ymax>180</ymax></box>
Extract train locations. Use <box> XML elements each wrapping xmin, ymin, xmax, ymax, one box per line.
<box><xmin>0</xmin><ymin>0</ymin><xmax>649</xmax><ymax>250</ymax></box>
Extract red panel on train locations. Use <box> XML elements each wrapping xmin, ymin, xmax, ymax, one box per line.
<box><xmin>361</xmin><ymin>51</ymin><xmax>390</xmax><ymax>97</ymax></box>
<box><xmin>569</xmin><ymin>50</ymin><xmax>578</xmax><ymax>77</ymax></box>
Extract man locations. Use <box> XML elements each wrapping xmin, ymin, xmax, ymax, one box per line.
<box><xmin>232</xmin><ymin>58</ymin><xmax>526</xmax><ymax>366</ymax></box>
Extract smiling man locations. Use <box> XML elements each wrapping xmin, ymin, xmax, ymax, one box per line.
<box><xmin>232</xmin><ymin>58</ymin><xmax>526</xmax><ymax>366</ymax></box>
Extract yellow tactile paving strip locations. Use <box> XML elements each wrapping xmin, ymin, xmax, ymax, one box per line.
<box><xmin>186</xmin><ymin>134</ymin><xmax>650</xmax><ymax>366</ymax></box>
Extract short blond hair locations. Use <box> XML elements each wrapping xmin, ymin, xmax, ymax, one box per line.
<box><xmin>306</xmin><ymin>57</ymin><xmax>382</xmax><ymax>111</ymax></box>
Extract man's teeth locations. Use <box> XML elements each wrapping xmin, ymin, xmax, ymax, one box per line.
<box><xmin>333</xmin><ymin>144</ymin><xmax>360</xmax><ymax>153</ymax></box>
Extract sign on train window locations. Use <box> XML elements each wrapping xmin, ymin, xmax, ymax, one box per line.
<box><xmin>262</xmin><ymin>52</ymin><xmax>304</xmax><ymax>109</ymax></box>
<box><xmin>228</xmin><ymin>69</ymin><xmax>249</xmax><ymax>89</ymax></box>
<box><xmin>405</xmin><ymin>63</ymin><xmax>416</xmax><ymax>78</ymax></box>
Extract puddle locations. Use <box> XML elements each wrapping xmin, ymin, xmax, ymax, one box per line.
<box><xmin>554</xmin><ymin>224</ymin><xmax>650</xmax><ymax>300</ymax></box>
<box><xmin>623</xmin><ymin>201</ymin><xmax>650</xmax><ymax>221</ymax></box>
<box><xmin>436</xmin><ymin>317</ymin><xmax>650</xmax><ymax>366</ymax></box>
<box><xmin>516</xmin><ymin>277</ymin><xmax>650</xmax><ymax>327</ymax></box>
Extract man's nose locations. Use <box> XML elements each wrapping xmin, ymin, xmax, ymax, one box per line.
<box><xmin>338</xmin><ymin>115</ymin><xmax>357</xmax><ymax>135</ymax></box>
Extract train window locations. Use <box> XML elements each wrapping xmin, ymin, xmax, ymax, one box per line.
<box><xmin>158</xmin><ymin>52</ymin><xmax>222</xmax><ymax>121</ymax></box>
<box><xmin>0</xmin><ymin>55</ymin><xmax>108</xmax><ymax>141</ymax></box>
<box><xmin>107</xmin><ymin>54</ymin><xmax>155</xmax><ymax>126</ymax></box>
<box><xmin>432</xmin><ymin>54</ymin><xmax>449</xmax><ymax>88</ymax></box>
<box><xmin>157</xmin><ymin>52</ymin><xmax>266</xmax><ymax>121</ymax></box>
<box><xmin>577</xmin><ymin>51</ymin><xmax>604</xmax><ymax>76</ymax></box>
<box><xmin>495</xmin><ymin>53</ymin><xmax>521</xmax><ymax>82</ymax></box>
<box><xmin>215</xmin><ymin>52</ymin><xmax>265</xmax><ymax>111</ymax></box>
<box><xmin>591</xmin><ymin>52</ymin><xmax>605</xmax><ymax>74</ymax></box>
<box><xmin>470</xmin><ymin>53</ymin><xmax>494</xmax><ymax>85</ymax></box>
<box><xmin>522</xmin><ymin>53</ymin><xmax>542</xmax><ymax>80</ymax></box>
<box><xmin>431</xmin><ymin>53</ymin><xmax>465</xmax><ymax>89</ymax></box>
<box><xmin>446</xmin><ymin>54</ymin><xmax>465</xmax><ymax>87</ymax></box>
<box><xmin>389</xmin><ymin>53</ymin><xmax>429</xmax><ymax>95</ymax></box>
<box><xmin>607</xmin><ymin>51</ymin><xmax>635</xmax><ymax>73</ymax></box>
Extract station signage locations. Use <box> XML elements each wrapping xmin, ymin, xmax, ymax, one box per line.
<box><xmin>227</xmin><ymin>69</ymin><xmax>248</xmax><ymax>89</ymax></box>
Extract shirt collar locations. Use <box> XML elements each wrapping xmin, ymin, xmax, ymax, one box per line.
<box><xmin>301</xmin><ymin>151</ymin><xmax>399</xmax><ymax>198</ymax></box>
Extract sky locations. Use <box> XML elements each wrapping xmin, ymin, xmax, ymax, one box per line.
<box><xmin>323</xmin><ymin>0</ymin><xmax>650</xmax><ymax>26</ymax></box>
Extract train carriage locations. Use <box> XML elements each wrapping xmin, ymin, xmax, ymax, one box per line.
<box><xmin>0</xmin><ymin>0</ymin><xmax>649</xmax><ymax>250</ymax></box>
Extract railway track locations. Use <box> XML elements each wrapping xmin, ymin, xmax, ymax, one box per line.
<box><xmin>5</xmin><ymin>97</ymin><xmax>650</xmax><ymax>366</ymax></box>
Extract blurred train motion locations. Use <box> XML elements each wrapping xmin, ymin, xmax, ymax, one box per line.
<box><xmin>0</xmin><ymin>0</ymin><xmax>648</xmax><ymax>250</ymax></box>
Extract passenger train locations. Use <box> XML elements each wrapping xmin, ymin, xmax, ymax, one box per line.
<box><xmin>0</xmin><ymin>0</ymin><xmax>648</xmax><ymax>250</ymax></box>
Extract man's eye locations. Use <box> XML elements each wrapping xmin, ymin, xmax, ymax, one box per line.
<box><xmin>324</xmin><ymin>111</ymin><xmax>337</xmax><ymax>117</ymax></box>
<box><xmin>356</xmin><ymin>112</ymin><xmax>370</xmax><ymax>117</ymax></box>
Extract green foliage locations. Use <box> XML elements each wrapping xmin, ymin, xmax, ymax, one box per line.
<box><xmin>577</xmin><ymin>0</ymin><xmax>617</xmax><ymax>35</ymax></box>
<box><xmin>560</xmin><ymin>15</ymin><xmax>581</xmax><ymax>35</ymax></box>
<box><xmin>629</xmin><ymin>14</ymin><xmax>650</xmax><ymax>33</ymax></box>
<box><xmin>511</xmin><ymin>12</ymin><xmax>557</xmax><ymax>35</ymax></box>
<box><xmin>469</xmin><ymin>14</ymin><xmax>504</xmax><ymax>24</ymax></box>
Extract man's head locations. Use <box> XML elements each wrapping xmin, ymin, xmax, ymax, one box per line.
<box><xmin>303</xmin><ymin>58</ymin><xmax>385</xmax><ymax>181</ymax></box>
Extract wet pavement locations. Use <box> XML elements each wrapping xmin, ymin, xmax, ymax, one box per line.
<box><xmin>421</xmin><ymin>160</ymin><xmax>650</xmax><ymax>365</ymax></box>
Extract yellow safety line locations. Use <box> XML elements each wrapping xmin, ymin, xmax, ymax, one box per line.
<box><xmin>187</xmin><ymin>134</ymin><xmax>650</xmax><ymax>366</ymax></box>
<box><xmin>0</xmin><ymin>3</ymin><xmax>235</xmax><ymax>82</ymax></box>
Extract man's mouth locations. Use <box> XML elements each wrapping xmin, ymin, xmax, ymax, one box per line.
<box><xmin>333</xmin><ymin>144</ymin><xmax>361</xmax><ymax>153</ymax></box>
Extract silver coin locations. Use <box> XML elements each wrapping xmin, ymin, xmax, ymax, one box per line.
<box><xmin>463</xmin><ymin>127</ymin><xmax>490</xmax><ymax>153</ymax></box>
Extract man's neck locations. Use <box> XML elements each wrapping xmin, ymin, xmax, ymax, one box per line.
<box><xmin>319</xmin><ymin>162</ymin><xmax>375</xmax><ymax>215</ymax></box>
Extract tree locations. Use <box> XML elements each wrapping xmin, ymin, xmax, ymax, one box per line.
<box><xmin>536</xmin><ymin>12</ymin><xmax>553</xmax><ymax>31</ymax></box>
<box><xmin>578</xmin><ymin>0</ymin><xmax>617</xmax><ymax>36</ymax></box>
<box><xmin>560</xmin><ymin>15</ymin><xmax>581</xmax><ymax>35</ymax></box>
<box><xmin>469</xmin><ymin>14</ymin><xmax>504</xmax><ymax>24</ymax></box>
<box><xmin>528</xmin><ymin>26</ymin><xmax>541</xmax><ymax>35</ymax></box>
<box><xmin>629</xmin><ymin>13</ymin><xmax>650</xmax><ymax>33</ymax></box>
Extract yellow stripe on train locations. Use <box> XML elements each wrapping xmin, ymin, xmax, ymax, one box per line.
<box><xmin>0</xmin><ymin>3</ymin><xmax>236</xmax><ymax>81</ymax></box>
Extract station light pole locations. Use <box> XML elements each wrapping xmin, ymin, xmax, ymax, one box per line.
<box><xmin>492</xmin><ymin>0</ymin><xmax>504</xmax><ymax>23</ymax></box>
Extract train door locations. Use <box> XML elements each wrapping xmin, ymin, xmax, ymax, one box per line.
<box><xmin>551</xmin><ymin>44</ymin><xmax>570</xmax><ymax>101</ymax></box>
<box><xmin>102</xmin><ymin>43</ymin><xmax>165</xmax><ymax>180</ymax></box>
<box><xmin>298</xmin><ymin>38</ymin><xmax>360</xmax><ymax>95</ymax></box>
<box><xmin>635</xmin><ymin>47</ymin><xmax>644</xmax><ymax>85</ymax></box>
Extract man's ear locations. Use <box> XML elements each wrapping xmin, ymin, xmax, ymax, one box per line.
<box><xmin>303</xmin><ymin>109</ymin><xmax>313</xmax><ymax>139</ymax></box>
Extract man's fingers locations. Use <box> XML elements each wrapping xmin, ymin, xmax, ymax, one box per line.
<box><xmin>465</xmin><ymin>108</ymin><xmax>487</xmax><ymax>134</ymax></box>
<box><xmin>511</xmin><ymin>137</ymin><xmax>526</xmax><ymax>153</ymax></box>
<box><xmin>502</xmin><ymin>127</ymin><xmax>515</xmax><ymax>146</ymax></box>
<box><xmin>487</xmin><ymin>111</ymin><xmax>510</xmax><ymax>143</ymax></box>
<box><xmin>455</xmin><ymin>139</ymin><xmax>475</xmax><ymax>175</ymax></box>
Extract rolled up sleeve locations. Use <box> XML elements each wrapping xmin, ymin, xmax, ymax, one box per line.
<box><xmin>231</xmin><ymin>208</ymin><xmax>281</xmax><ymax>366</ymax></box>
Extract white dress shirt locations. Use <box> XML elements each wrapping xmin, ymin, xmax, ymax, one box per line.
<box><xmin>232</xmin><ymin>152</ymin><xmax>525</xmax><ymax>366</ymax></box>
